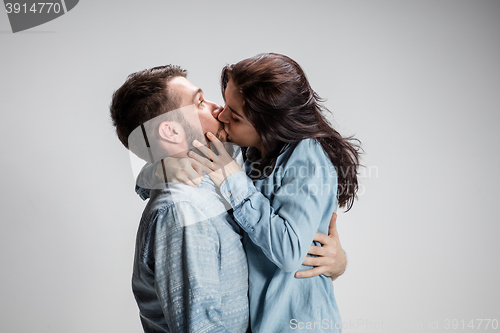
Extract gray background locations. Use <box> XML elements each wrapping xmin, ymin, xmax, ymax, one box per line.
<box><xmin>1</xmin><ymin>1</ymin><xmax>499</xmax><ymax>332</ymax></box>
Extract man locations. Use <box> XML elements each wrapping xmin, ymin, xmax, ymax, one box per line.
<box><xmin>110</xmin><ymin>65</ymin><xmax>346</xmax><ymax>332</ymax></box>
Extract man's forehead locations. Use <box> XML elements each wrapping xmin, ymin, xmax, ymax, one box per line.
<box><xmin>169</xmin><ymin>76</ymin><xmax>203</xmax><ymax>106</ymax></box>
<box><xmin>169</xmin><ymin>76</ymin><xmax>198</xmax><ymax>94</ymax></box>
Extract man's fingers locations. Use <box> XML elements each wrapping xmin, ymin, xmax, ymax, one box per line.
<box><xmin>185</xmin><ymin>170</ymin><xmax>203</xmax><ymax>186</ymax></box>
<box><xmin>295</xmin><ymin>267</ymin><xmax>328</xmax><ymax>279</ymax></box>
<box><xmin>307</xmin><ymin>244</ymin><xmax>328</xmax><ymax>256</ymax></box>
<box><xmin>312</xmin><ymin>232</ymin><xmax>332</xmax><ymax>246</ymax></box>
<box><xmin>184</xmin><ymin>179</ymin><xmax>198</xmax><ymax>187</ymax></box>
<box><xmin>186</xmin><ymin>161</ymin><xmax>204</xmax><ymax>179</ymax></box>
<box><xmin>301</xmin><ymin>256</ymin><xmax>333</xmax><ymax>267</ymax></box>
<box><xmin>308</xmin><ymin>245</ymin><xmax>338</xmax><ymax>259</ymax></box>
<box><xmin>328</xmin><ymin>212</ymin><xmax>339</xmax><ymax>238</ymax></box>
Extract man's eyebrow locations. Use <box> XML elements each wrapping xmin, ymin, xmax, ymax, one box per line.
<box><xmin>192</xmin><ymin>88</ymin><xmax>203</xmax><ymax>102</ymax></box>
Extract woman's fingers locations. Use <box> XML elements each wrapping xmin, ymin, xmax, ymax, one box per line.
<box><xmin>190</xmin><ymin>158</ymin><xmax>206</xmax><ymax>175</ymax></box>
<box><xmin>206</xmin><ymin>132</ymin><xmax>230</xmax><ymax>158</ymax></box>
<box><xmin>193</xmin><ymin>159</ymin><xmax>213</xmax><ymax>175</ymax></box>
<box><xmin>192</xmin><ymin>140</ymin><xmax>216</xmax><ymax>162</ymax></box>
<box><xmin>188</xmin><ymin>151</ymin><xmax>215</xmax><ymax>171</ymax></box>
<box><xmin>191</xmin><ymin>133</ymin><xmax>232</xmax><ymax>168</ymax></box>
<box><xmin>188</xmin><ymin>135</ymin><xmax>244</xmax><ymax>188</ymax></box>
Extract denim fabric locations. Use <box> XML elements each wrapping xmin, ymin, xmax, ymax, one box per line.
<box><xmin>220</xmin><ymin>139</ymin><xmax>342</xmax><ymax>333</ymax></box>
<box><xmin>132</xmin><ymin>176</ymin><xmax>249</xmax><ymax>332</ymax></box>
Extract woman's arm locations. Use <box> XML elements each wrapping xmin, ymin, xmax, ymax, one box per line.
<box><xmin>190</xmin><ymin>135</ymin><xmax>338</xmax><ymax>273</ymax></box>
<box><xmin>220</xmin><ymin>168</ymin><xmax>336</xmax><ymax>272</ymax></box>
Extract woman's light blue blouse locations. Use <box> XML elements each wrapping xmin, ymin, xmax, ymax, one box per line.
<box><xmin>220</xmin><ymin>138</ymin><xmax>342</xmax><ymax>333</ymax></box>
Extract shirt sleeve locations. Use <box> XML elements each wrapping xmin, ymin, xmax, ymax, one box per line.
<box><xmin>219</xmin><ymin>143</ymin><xmax>337</xmax><ymax>273</ymax></box>
<box><xmin>153</xmin><ymin>201</ymin><xmax>233</xmax><ymax>333</ymax></box>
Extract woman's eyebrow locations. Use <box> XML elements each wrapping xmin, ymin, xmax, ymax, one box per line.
<box><xmin>228</xmin><ymin>105</ymin><xmax>243</xmax><ymax>118</ymax></box>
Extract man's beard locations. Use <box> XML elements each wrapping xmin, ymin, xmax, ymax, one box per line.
<box><xmin>213</xmin><ymin>122</ymin><xmax>235</xmax><ymax>157</ymax></box>
<box><xmin>184</xmin><ymin>122</ymin><xmax>207</xmax><ymax>150</ymax></box>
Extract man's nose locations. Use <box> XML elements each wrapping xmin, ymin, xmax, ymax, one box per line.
<box><xmin>211</xmin><ymin>102</ymin><xmax>223</xmax><ymax>119</ymax></box>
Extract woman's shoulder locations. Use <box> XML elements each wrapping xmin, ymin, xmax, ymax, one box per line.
<box><xmin>279</xmin><ymin>139</ymin><xmax>336</xmax><ymax>175</ymax></box>
<box><xmin>285</xmin><ymin>138</ymin><xmax>327</xmax><ymax>161</ymax></box>
<box><xmin>295</xmin><ymin>138</ymin><xmax>321</xmax><ymax>151</ymax></box>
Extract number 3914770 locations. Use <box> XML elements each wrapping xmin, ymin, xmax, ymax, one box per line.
<box><xmin>5</xmin><ymin>3</ymin><xmax>62</xmax><ymax>14</ymax></box>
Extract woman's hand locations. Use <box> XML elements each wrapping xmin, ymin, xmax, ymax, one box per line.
<box><xmin>154</xmin><ymin>157</ymin><xmax>205</xmax><ymax>187</ymax></box>
<box><xmin>188</xmin><ymin>132</ymin><xmax>243</xmax><ymax>187</ymax></box>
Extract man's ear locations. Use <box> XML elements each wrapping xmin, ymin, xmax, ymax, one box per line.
<box><xmin>158</xmin><ymin>121</ymin><xmax>184</xmax><ymax>144</ymax></box>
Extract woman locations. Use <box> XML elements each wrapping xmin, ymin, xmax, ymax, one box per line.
<box><xmin>189</xmin><ymin>53</ymin><xmax>361</xmax><ymax>332</ymax></box>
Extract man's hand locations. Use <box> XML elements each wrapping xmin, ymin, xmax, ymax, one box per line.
<box><xmin>295</xmin><ymin>213</ymin><xmax>347</xmax><ymax>280</ymax></box>
<box><xmin>155</xmin><ymin>157</ymin><xmax>205</xmax><ymax>187</ymax></box>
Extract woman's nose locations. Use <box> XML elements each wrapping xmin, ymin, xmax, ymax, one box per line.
<box><xmin>217</xmin><ymin>106</ymin><xmax>230</xmax><ymax>123</ymax></box>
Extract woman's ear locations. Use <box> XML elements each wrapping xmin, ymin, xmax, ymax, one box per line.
<box><xmin>158</xmin><ymin>121</ymin><xmax>184</xmax><ymax>144</ymax></box>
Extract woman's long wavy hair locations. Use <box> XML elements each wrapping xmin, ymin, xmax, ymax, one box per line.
<box><xmin>221</xmin><ymin>53</ymin><xmax>362</xmax><ymax>211</ymax></box>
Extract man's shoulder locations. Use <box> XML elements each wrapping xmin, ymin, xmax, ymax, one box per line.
<box><xmin>143</xmin><ymin>178</ymin><xmax>230</xmax><ymax>227</ymax></box>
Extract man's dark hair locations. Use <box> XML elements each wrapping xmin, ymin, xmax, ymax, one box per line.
<box><xmin>110</xmin><ymin>65</ymin><xmax>187</xmax><ymax>149</ymax></box>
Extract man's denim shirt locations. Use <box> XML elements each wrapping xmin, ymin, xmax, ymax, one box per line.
<box><xmin>132</xmin><ymin>175</ymin><xmax>249</xmax><ymax>332</ymax></box>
